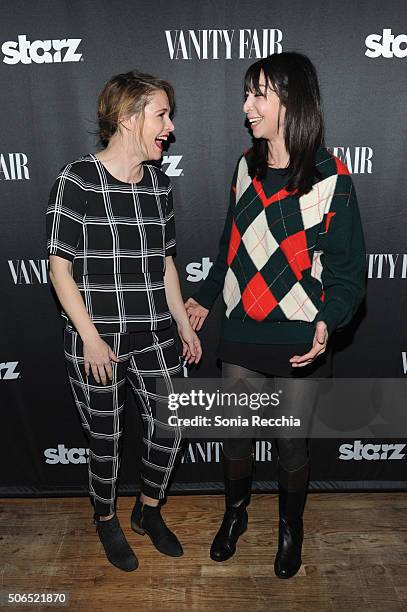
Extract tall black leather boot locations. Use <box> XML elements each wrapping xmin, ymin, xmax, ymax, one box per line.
<box><xmin>210</xmin><ymin>453</ymin><xmax>253</xmax><ymax>562</ymax></box>
<box><xmin>274</xmin><ymin>458</ymin><xmax>310</xmax><ymax>579</ymax></box>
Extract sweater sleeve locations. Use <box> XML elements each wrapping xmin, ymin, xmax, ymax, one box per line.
<box><xmin>314</xmin><ymin>174</ymin><xmax>366</xmax><ymax>336</ymax></box>
<box><xmin>191</xmin><ymin>162</ymin><xmax>239</xmax><ymax>310</ymax></box>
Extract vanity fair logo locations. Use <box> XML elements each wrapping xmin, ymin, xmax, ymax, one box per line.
<box><xmin>329</xmin><ymin>147</ymin><xmax>373</xmax><ymax>174</ymax></box>
<box><xmin>8</xmin><ymin>259</ymin><xmax>49</xmax><ymax>285</ymax></box>
<box><xmin>186</xmin><ymin>257</ymin><xmax>213</xmax><ymax>282</ymax></box>
<box><xmin>165</xmin><ymin>29</ymin><xmax>283</xmax><ymax>60</ymax></box>
<box><xmin>161</xmin><ymin>155</ymin><xmax>183</xmax><ymax>176</ymax></box>
<box><xmin>365</xmin><ymin>29</ymin><xmax>407</xmax><ymax>58</ymax></box>
<box><xmin>366</xmin><ymin>254</ymin><xmax>407</xmax><ymax>279</ymax></box>
<box><xmin>0</xmin><ymin>361</ymin><xmax>20</xmax><ymax>380</ymax></box>
<box><xmin>0</xmin><ymin>153</ymin><xmax>30</xmax><ymax>180</ymax></box>
<box><xmin>2</xmin><ymin>35</ymin><xmax>82</xmax><ymax>64</ymax></box>
<box><xmin>339</xmin><ymin>440</ymin><xmax>406</xmax><ymax>460</ymax></box>
<box><xmin>182</xmin><ymin>440</ymin><xmax>273</xmax><ymax>463</ymax></box>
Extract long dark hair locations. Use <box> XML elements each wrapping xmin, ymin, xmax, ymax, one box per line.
<box><xmin>244</xmin><ymin>52</ymin><xmax>324</xmax><ymax>196</ymax></box>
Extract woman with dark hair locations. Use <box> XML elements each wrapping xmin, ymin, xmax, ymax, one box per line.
<box><xmin>46</xmin><ymin>71</ymin><xmax>201</xmax><ymax>571</ymax></box>
<box><xmin>185</xmin><ymin>52</ymin><xmax>366</xmax><ymax>578</ymax></box>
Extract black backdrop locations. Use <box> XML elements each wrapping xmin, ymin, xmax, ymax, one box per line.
<box><xmin>1</xmin><ymin>0</ymin><xmax>406</xmax><ymax>497</ymax></box>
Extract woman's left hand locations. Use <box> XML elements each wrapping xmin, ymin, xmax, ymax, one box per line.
<box><xmin>177</xmin><ymin>323</ymin><xmax>203</xmax><ymax>365</ymax></box>
<box><xmin>289</xmin><ymin>321</ymin><xmax>328</xmax><ymax>368</ymax></box>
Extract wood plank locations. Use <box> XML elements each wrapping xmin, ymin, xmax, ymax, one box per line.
<box><xmin>1</xmin><ymin>493</ymin><xmax>406</xmax><ymax>611</ymax></box>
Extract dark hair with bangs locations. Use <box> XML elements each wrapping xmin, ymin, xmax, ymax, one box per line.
<box><xmin>244</xmin><ymin>52</ymin><xmax>324</xmax><ymax>196</ymax></box>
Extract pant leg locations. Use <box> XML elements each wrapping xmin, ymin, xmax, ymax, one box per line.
<box><xmin>222</xmin><ymin>363</ymin><xmax>315</xmax><ymax>470</ymax></box>
<box><xmin>126</xmin><ymin>326</ymin><xmax>182</xmax><ymax>500</ymax></box>
<box><xmin>64</xmin><ymin>328</ymin><xmax>129</xmax><ymax>516</ymax></box>
<box><xmin>272</xmin><ymin>344</ymin><xmax>332</xmax><ymax>470</ymax></box>
<box><xmin>273</xmin><ymin>374</ymin><xmax>320</xmax><ymax>471</ymax></box>
<box><xmin>275</xmin><ymin>438</ymin><xmax>309</xmax><ymax>471</ymax></box>
<box><xmin>221</xmin><ymin>362</ymin><xmax>265</xmax><ymax>459</ymax></box>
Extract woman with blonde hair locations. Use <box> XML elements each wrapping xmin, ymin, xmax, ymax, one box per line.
<box><xmin>46</xmin><ymin>71</ymin><xmax>201</xmax><ymax>571</ymax></box>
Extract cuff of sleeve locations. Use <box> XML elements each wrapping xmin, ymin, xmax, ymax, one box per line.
<box><xmin>47</xmin><ymin>248</ymin><xmax>75</xmax><ymax>262</ymax></box>
<box><xmin>315</xmin><ymin>299</ymin><xmax>348</xmax><ymax>337</ymax></box>
<box><xmin>191</xmin><ymin>287</ymin><xmax>217</xmax><ymax>310</ymax></box>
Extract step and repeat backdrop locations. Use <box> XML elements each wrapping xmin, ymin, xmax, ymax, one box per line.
<box><xmin>1</xmin><ymin>0</ymin><xmax>406</xmax><ymax>497</ymax></box>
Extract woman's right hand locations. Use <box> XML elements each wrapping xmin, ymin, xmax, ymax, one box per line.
<box><xmin>184</xmin><ymin>298</ymin><xmax>209</xmax><ymax>331</ymax></box>
<box><xmin>82</xmin><ymin>334</ymin><xmax>120</xmax><ymax>385</ymax></box>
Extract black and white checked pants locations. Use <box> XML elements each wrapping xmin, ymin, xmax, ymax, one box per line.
<box><xmin>64</xmin><ymin>325</ymin><xmax>182</xmax><ymax>516</ymax></box>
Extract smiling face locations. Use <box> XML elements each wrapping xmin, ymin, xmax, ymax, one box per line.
<box><xmin>130</xmin><ymin>89</ymin><xmax>174</xmax><ymax>161</ymax></box>
<box><xmin>243</xmin><ymin>70</ymin><xmax>285</xmax><ymax>142</ymax></box>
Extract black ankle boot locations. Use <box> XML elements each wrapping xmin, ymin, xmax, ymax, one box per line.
<box><xmin>274</xmin><ymin>459</ymin><xmax>310</xmax><ymax>579</ymax></box>
<box><xmin>95</xmin><ymin>514</ymin><xmax>138</xmax><ymax>572</ymax></box>
<box><xmin>210</xmin><ymin>454</ymin><xmax>253</xmax><ymax>562</ymax></box>
<box><xmin>131</xmin><ymin>498</ymin><xmax>183</xmax><ymax>557</ymax></box>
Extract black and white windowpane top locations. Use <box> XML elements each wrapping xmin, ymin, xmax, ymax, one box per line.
<box><xmin>46</xmin><ymin>154</ymin><xmax>176</xmax><ymax>333</ymax></box>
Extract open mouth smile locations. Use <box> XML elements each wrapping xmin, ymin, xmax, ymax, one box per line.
<box><xmin>248</xmin><ymin>116</ymin><xmax>263</xmax><ymax>127</ymax></box>
<box><xmin>155</xmin><ymin>134</ymin><xmax>169</xmax><ymax>150</ymax></box>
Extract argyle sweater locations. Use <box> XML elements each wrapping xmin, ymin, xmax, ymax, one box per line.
<box><xmin>193</xmin><ymin>147</ymin><xmax>366</xmax><ymax>344</ymax></box>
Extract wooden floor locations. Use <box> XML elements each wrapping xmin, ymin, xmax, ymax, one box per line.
<box><xmin>1</xmin><ymin>493</ymin><xmax>407</xmax><ymax>611</ymax></box>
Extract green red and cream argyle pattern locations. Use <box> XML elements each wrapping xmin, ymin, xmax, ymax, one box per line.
<box><xmin>194</xmin><ymin>148</ymin><xmax>366</xmax><ymax>344</ymax></box>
